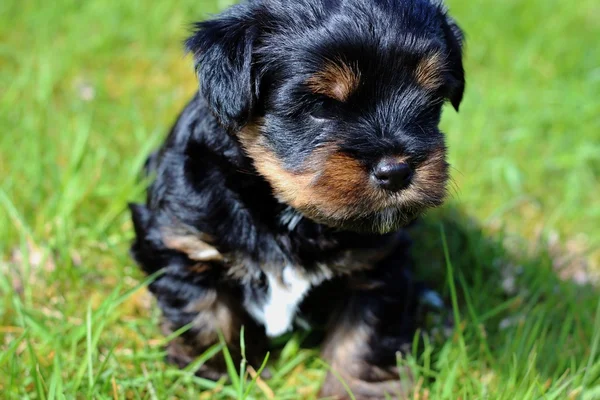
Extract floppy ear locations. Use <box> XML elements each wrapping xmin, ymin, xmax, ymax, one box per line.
<box><xmin>186</xmin><ymin>5</ymin><xmax>260</xmax><ymax>131</ymax></box>
<box><xmin>438</xmin><ymin>12</ymin><xmax>465</xmax><ymax>111</ymax></box>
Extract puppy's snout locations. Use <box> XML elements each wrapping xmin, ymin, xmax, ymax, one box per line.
<box><xmin>372</xmin><ymin>158</ymin><xmax>413</xmax><ymax>192</ymax></box>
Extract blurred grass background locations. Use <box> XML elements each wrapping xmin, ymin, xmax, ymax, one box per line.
<box><xmin>1</xmin><ymin>0</ymin><xmax>599</xmax><ymax>398</ymax></box>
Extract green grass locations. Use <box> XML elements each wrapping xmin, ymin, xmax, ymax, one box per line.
<box><xmin>1</xmin><ymin>0</ymin><xmax>599</xmax><ymax>398</ymax></box>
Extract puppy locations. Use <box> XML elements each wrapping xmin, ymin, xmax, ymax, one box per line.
<box><xmin>130</xmin><ymin>0</ymin><xmax>465</xmax><ymax>398</ymax></box>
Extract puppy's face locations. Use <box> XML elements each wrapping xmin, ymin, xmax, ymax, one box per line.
<box><xmin>187</xmin><ymin>0</ymin><xmax>465</xmax><ymax>233</ymax></box>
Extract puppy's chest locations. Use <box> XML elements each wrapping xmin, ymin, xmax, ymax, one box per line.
<box><xmin>242</xmin><ymin>265</ymin><xmax>330</xmax><ymax>337</ymax></box>
<box><xmin>235</xmin><ymin>240</ymin><xmax>395</xmax><ymax>336</ymax></box>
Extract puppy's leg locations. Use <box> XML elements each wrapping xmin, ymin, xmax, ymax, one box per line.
<box><xmin>319</xmin><ymin>262</ymin><xmax>422</xmax><ymax>399</ymax></box>
<box><xmin>130</xmin><ymin>205</ymin><xmax>266</xmax><ymax>379</ymax></box>
<box><xmin>156</xmin><ymin>277</ymin><xmax>265</xmax><ymax>380</ymax></box>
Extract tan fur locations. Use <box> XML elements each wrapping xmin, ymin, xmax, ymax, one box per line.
<box><xmin>307</xmin><ymin>61</ymin><xmax>361</xmax><ymax>102</ymax></box>
<box><xmin>188</xmin><ymin>263</ymin><xmax>212</xmax><ymax>274</ymax></box>
<box><xmin>163</xmin><ymin>288</ymin><xmax>266</xmax><ymax>380</ymax></box>
<box><xmin>415</xmin><ymin>52</ymin><xmax>445</xmax><ymax>90</ymax></box>
<box><xmin>239</xmin><ymin>125</ymin><xmax>381</xmax><ymax>221</ymax></box>
<box><xmin>238</xmin><ymin>123</ymin><xmax>448</xmax><ymax>227</ymax></box>
<box><xmin>319</xmin><ymin>303</ymin><xmax>411</xmax><ymax>399</ymax></box>
<box><xmin>184</xmin><ymin>291</ymin><xmax>240</xmax><ymax>343</ymax></box>
<box><xmin>161</xmin><ymin>228</ymin><xmax>223</xmax><ymax>262</ymax></box>
<box><xmin>408</xmin><ymin>146</ymin><xmax>448</xmax><ymax>205</ymax></box>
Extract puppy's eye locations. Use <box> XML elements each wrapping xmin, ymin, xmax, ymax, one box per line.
<box><xmin>310</xmin><ymin>100</ymin><xmax>337</xmax><ymax>121</ymax></box>
<box><xmin>310</xmin><ymin>102</ymin><xmax>329</xmax><ymax>120</ymax></box>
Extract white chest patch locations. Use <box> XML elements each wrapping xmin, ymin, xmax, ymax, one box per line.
<box><xmin>244</xmin><ymin>267</ymin><xmax>312</xmax><ymax>337</ymax></box>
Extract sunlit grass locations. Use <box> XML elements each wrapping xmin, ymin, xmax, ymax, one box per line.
<box><xmin>1</xmin><ymin>0</ymin><xmax>599</xmax><ymax>398</ymax></box>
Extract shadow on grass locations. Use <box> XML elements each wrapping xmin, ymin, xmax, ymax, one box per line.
<box><xmin>405</xmin><ymin>204</ymin><xmax>599</xmax><ymax>397</ymax></box>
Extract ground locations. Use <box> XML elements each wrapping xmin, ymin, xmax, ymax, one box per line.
<box><xmin>1</xmin><ymin>0</ymin><xmax>599</xmax><ymax>398</ymax></box>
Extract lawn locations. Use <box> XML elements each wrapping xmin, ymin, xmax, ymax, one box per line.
<box><xmin>1</xmin><ymin>0</ymin><xmax>599</xmax><ymax>398</ymax></box>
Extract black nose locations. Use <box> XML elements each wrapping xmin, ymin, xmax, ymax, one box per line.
<box><xmin>373</xmin><ymin>158</ymin><xmax>413</xmax><ymax>192</ymax></box>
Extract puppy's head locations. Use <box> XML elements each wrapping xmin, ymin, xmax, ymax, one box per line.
<box><xmin>187</xmin><ymin>0</ymin><xmax>465</xmax><ymax>233</ymax></box>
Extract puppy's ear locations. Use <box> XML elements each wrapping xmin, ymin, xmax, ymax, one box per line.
<box><xmin>186</xmin><ymin>5</ymin><xmax>261</xmax><ymax>131</ymax></box>
<box><xmin>438</xmin><ymin>11</ymin><xmax>465</xmax><ymax>111</ymax></box>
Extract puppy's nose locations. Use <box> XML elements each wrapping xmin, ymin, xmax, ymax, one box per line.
<box><xmin>373</xmin><ymin>158</ymin><xmax>413</xmax><ymax>192</ymax></box>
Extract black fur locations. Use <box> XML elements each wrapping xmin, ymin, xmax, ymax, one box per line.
<box><xmin>130</xmin><ymin>0</ymin><xmax>465</xmax><ymax>398</ymax></box>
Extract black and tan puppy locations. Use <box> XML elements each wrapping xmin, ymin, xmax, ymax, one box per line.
<box><xmin>129</xmin><ymin>0</ymin><xmax>465</xmax><ymax>397</ymax></box>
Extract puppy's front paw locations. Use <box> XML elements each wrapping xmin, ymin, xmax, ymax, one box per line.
<box><xmin>320</xmin><ymin>364</ymin><xmax>412</xmax><ymax>400</ymax></box>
